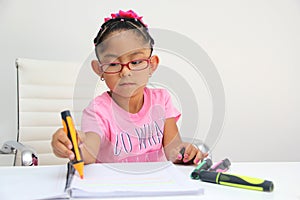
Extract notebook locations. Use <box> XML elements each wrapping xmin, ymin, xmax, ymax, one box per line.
<box><xmin>66</xmin><ymin>161</ymin><xmax>203</xmax><ymax>198</ymax></box>
<box><xmin>0</xmin><ymin>161</ymin><xmax>203</xmax><ymax>199</ymax></box>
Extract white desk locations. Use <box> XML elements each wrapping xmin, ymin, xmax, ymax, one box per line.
<box><xmin>0</xmin><ymin>162</ymin><xmax>299</xmax><ymax>200</ymax></box>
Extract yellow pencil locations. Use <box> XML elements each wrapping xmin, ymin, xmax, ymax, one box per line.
<box><xmin>61</xmin><ymin>110</ymin><xmax>84</xmax><ymax>179</ymax></box>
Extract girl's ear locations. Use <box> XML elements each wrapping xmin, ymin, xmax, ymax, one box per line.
<box><xmin>149</xmin><ymin>55</ymin><xmax>159</xmax><ymax>74</ymax></box>
<box><xmin>91</xmin><ymin>60</ymin><xmax>102</xmax><ymax>76</ymax></box>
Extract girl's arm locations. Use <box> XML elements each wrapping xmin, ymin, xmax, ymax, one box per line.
<box><xmin>78</xmin><ymin>131</ymin><xmax>101</xmax><ymax>164</ymax></box>
<box><xmin>162</xmin><ymin>118</ymin><xmax>206</xmax><ymax>164</ymax></box>
<box><xmin>162</xmin><ymin>118</ymin><xmax>182</xmax><ymax>163</ymax></box>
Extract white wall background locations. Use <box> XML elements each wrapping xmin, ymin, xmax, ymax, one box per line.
<box><xmin>0</xmin><ymin>0</ymin><xmax>299</xmax><ymax>162</ymax></box>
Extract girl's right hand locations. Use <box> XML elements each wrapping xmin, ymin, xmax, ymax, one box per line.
<box><xmin>51</xmin><ymin>128</ymin><xmax>80</xmax><ymax>160</ymax></box>
<box><xmin>52</xmin><ymin>128</ymin><xmax>99</xmax><ymax>164</ymax></box>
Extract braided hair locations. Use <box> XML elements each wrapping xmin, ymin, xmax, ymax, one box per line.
<box><xmin>94</xmin><ymin>17</ymin><xmax>154</xmax><ymax>59</ymax></box>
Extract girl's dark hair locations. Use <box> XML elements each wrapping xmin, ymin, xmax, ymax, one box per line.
<box><xmin>93</xmin><ymin>17</ymin><xmax>154</xmax><ymax>57</ymax></box>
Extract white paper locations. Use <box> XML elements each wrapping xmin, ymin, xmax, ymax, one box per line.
<box><xmin>69</xmin><ymin>162</ymin><xmax>203</xmax><ymax>198</ymax></box>
<box><xmin>0</xmin><ymin>165</ymin><xmax>67</xmax><ymax>200</ymax></box>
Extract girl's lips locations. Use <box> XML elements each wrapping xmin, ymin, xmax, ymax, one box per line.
<box><xmin>119</xmin><ymin>82</ymin><xmax>136</xmax><ymax>86</ymax></box>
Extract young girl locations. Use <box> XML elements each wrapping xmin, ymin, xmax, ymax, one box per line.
<box><xmin>51</xmin><ymin>10</ymin><xmax>207</xmax><ymax>164</ymax></box>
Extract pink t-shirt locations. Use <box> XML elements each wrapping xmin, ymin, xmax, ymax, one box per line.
<box><xmin>81</xmin><ymin>87</ymin><xmax>181</xmax><ymax>163</ymax></box>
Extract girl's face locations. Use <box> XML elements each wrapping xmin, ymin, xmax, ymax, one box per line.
<box><xmin>92</xmin><ymin>30</ymin><xmax>159</xmax><ymax>98</ymax></box>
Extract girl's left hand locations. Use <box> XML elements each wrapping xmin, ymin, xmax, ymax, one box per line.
<box><xmin>175</xmin><ymin>143</ymin><xmax>208</xmax><ymax>165</ymax></box>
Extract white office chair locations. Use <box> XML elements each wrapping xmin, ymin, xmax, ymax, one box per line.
<box><xmin>11</xmin><ymin>58</ymin><xmax>97</xmax><ymax>165</ymax></box>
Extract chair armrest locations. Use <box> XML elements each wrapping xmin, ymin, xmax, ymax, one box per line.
<box><xmin>0</xmin><ymin>141</ymin><xmax>38</xmax><ymax>166</ymax></box>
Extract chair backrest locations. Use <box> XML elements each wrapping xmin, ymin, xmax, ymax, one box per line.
<box><xmin>16</xmin><ymin>58</ymin><xmax>95</xmax><ymax>165</ymax></box>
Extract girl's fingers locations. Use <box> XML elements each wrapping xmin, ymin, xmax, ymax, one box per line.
<box><xmin>175</xmin><ymin>143</ymin><xmax>187</xmax><ymax>161</ymax></box>
<box><xmin>174</xmin><ymin>143</ymin><xmax>206</xmax><ymax>164</ymax></box>
<box><xmin>203</xmin><ymin>152</ymin><xmax>209</xmax><ymax>158</ymax></box>
<box><xmin>53</xmin><ymin>141</ymin><xmax>74</xmax><ymax>159</ymax></box>
<box><xmin>58</xmin><ymin>135</ymin><xmax>72</xmax><ymax>150</ymax></box>
<box><xmin>51</xmin><ymin>128</ymin><xmax>74</xmax><ymax>159</ymax></box>
<box><xmin>54</xmin><ymin>128</ymin><xmax>72</xmax><ymax>149</ymax></box>
<box><xmin>182</xmin><ymin>144</ymin><xmax>197</xmax><ymax>163</ymax></box>
<box><xmin>194</xmin><ymin>150</ymin><xmax>204</xmax><ymax>164</ymax></box>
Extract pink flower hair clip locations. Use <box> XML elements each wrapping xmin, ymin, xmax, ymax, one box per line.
<box><xmin>104</xmin><ymin>10</ymin><xmax>148</xmax><ymax>27</ymax></box>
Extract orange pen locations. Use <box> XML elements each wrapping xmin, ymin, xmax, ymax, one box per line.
<box><xmin>61</xmin><ymin>110</ymin><xmax>84</xmax><ymax>179</ymax></box>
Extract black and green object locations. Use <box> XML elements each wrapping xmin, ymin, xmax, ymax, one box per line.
<box><xmin>190</xmin><ymin>158</ymin><xmax>213</xmax><ymax>179</ymax></box>
<box><xmin>198</xmin><ymin>170</ymin><xmax>274</xmax><ymax>192</ymax></box>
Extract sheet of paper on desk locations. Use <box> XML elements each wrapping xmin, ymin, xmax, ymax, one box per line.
<box><xmin>68</xmin><ymin>161</ymin><xmax>203</xmax><ymax>198</ymax></box>
<box><xmin>0</xmin><ymin>165</ymin><xmax>68</xmax><ymax>200</ymax></box>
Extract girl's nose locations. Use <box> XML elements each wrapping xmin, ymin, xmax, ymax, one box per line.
<box><xmin>119</xmin><ymin>65</ymin><xmax>132</xmax><ymax>77</ymax></box>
